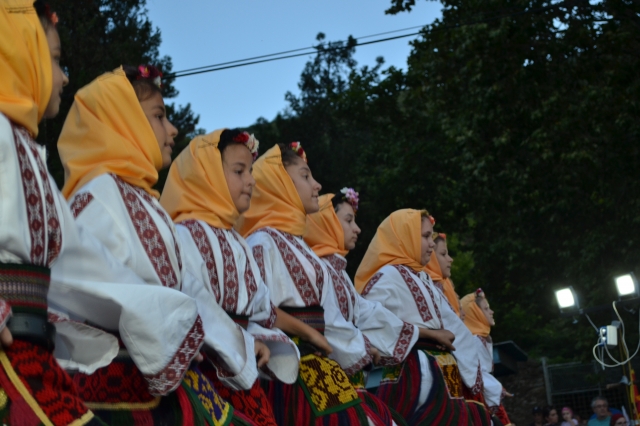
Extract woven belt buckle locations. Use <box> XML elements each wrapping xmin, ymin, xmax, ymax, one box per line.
<box><xmin>7</xmin><ymin>313</ymin><xmax>56</xmax><ymax>351</ymax></box>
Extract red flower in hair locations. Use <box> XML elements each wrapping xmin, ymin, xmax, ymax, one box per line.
<box><xmin>137</xmin><ymin>65</ymin><xmax>163</xmax><ymax>88</ymax></box>
<box><xmin>289</xmin><ymin>142</ymin><xmax>307</xmax><ymax>163</ymax></box>
<box><xmin>233</xmin><ymin>133</ymin><xmax>250</xmax><ymax>144</ymax></box>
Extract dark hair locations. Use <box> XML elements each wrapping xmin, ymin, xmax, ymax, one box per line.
<box><xmin>122</xmin><ymin>65</ymin><xmax>162</xmax><ymax>102</ymax></box>
<box><xmin>434</xmin><ymin>234</ymin><xmax>446</xmax><ymax>245</ymax></box>
<box><xmin>331</xmin><ymin>196</ymin><xmax>348</xmax><ymax>212</ymax></box>
<box><xmin>218</xmin><ymin>129</ymin><xmax>246</xmax><ymax>156</ymax></box>
<box><xmin>33</xmin><ymin>0</ymin><xmax>56</xmax><ymax>32</ymax></box>
<box><xmin>277</xmin><ymin>143</ymin><xmax>303</xmax><ymax>167</ymax></box>
<box><xmin>543</xmin><ymin>406</ymin><xmax>558</xmax><ymax>420</ymax></box>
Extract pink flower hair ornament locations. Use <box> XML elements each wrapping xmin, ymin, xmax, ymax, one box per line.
<box><xmin>289</xmin><ymin>142</ymin><xmax>307</xmax><ymax>163</ymax></box>
<box><xmin>232</xmin><ymin>132</ymin><xmax>260</xmax><ymax>161</ymax></box>
<box><xmin>137</xmin><ymin>65</ymin><xmax>163</xmax><ymax>88</ymax></box>
<box><xmin>339</xmin><ymin>187</ymin><xmax>359</xmax><ymax>213</ymax></box>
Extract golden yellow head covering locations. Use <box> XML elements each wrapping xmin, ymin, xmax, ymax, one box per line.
<box><xmin>305</xmin><ymin>194</ymin><xmax>348</xmax><ymax>258</ymax></box>
<box><xmin>236</xmin><ymin>144</ymin><xmax>306</xmax><ymax>237</ymax></box>
<box><xmin>355</xmin><ymin>209</ymin><xmax>424</xmax><ymax>293</ymax></box>
<box><xmin>0</xmin><ymin>0</ymin><xmax>52</xmax><ymax>136</ymax></box>
<box><xmin>58</xmin><ymin>67</ymin><xmax>162</xmax><ymax>199</ymax></box>
<box><xmin>460</xmin><ymin>290</ymin><xmax>491</xmax><ymax>337</ymax></box>
<box><xmin>160</xmin><ymin>129</ymin><xmax>241</xmax><ymax>229</ymax></box>
<box><xmin>425</xmin><ymin>234</ymin><xmax>461</xmax><ymax>315</ymax></box>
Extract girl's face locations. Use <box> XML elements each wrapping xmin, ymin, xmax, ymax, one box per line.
<box><xmin>420</xmin><ymin>218</ymin><xmax>436</xmax><ymax>266</ymax></box>
<box><xmin>562</xmin><ymin>409</ymin><xmax>572</xmax><ymax>421</ymax></box>
<box><xmin>43</xmin><ymin>27</ymin><xmax>69</xmax><ymax>119</ymax></box>
<box><xmin>435</xmin><ymin>240</ymin><xmax>453</xmax><ymax>278</ymax></box>
<box><xmin>222</xmin><ymin>143</ymin><xmax>255</xmax><ymax>214</ymax></box>
<box><xmin>335</xmin><ymin>202</ymin><xmax>360</xmax><ymax>251</ymax></box>
<box><xmin>547</xmin><ymin>409</ymin><xmax>559</xmax><ymax>424</ymax></box>
<box><xmin>139</xmin><ymin>92</ymin><xmax>177</xmax><ymax>169</ymax></box>
<box><xmin>478</xmin><ymin>298</ymin><xmax>495</xmax><ymax>326</ymax></box>
<box><xmin>284</xmin><ymin>157</ymin><xmax>322</xmax><ymax>214</ymax></box>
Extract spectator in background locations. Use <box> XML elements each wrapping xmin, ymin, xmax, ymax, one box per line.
<box><xmin>530</xmin><ymin>406</ymin><xmax>545</xmax><ymax>426</ymax></box>
<box><xmin>609</xmin><ymin>414</ymin><xmax>627</xmax><ymax>426</ymax></box>
<box><xmin>588</xmin><ymin>397</ymin><xmax>612</xmax><ymax>426</ymax></box>
<box><xmin>545</xmin><ymin>406</ymin><xmax>561</xmax><ymax>426</ymax></box>
<box><xmin>561</xmin><ymin>407</ymin><xmax>578</xmax><ymax>426</ymax></box>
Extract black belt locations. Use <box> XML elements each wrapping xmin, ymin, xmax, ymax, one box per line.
<box><xmin>7</xmin><ymin>313</ymin><xmax>56</xmax><ymax>351</ymax></box>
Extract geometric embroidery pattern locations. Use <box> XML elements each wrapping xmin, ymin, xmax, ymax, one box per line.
<box><xmin>14</xmin><ymin>126</ymin><xmax>46</xmax><ymax>266</ymax></box>
<box><xmin>210</xmin><ymin>227</ymin><xmax>239</xmax><ymax>313</ymax></box>
<box><xmin>394</xmin><ymin>265</ymin><xmax>436</xmax><ymax>324</ymax></box>
<box><xmin>70</xmin><ymin>192</ymin><xmax>94</xmax><ymax>219</ymax></box>
<box><xmin>428</xmin><ymin>350</ymin><xmax>464</xmax><ymax>399</ymax></box>
<box><xmin>257</xmin><ymin>229</ymin><xmax>320</xmax><ymax>306</ymax></box>
<box><xmin>115</xmin><ymin>176</ymin><xmax>180</xmax><ymax>290</ymax></box>
<box><xmin>360</xmin><ymin>272</ymin><xmax>382</xmax><ymax>297</ymax></box>
<box><xmin>379</xmin><ymin>322</ymin><xmax>415</xmax><ymax>366</ymax></box>
<box><xmin>279</xmin><ymin>231</ymin><xmax>325</xmax><ymax>301</ymax></box>
<box><xmin>183</xmin><ymin>220</ymin><xmax>221</xmax><ymax>302</ymax></box>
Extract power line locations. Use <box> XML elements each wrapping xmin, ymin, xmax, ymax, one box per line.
<box><xmin>168</xmin><ymin>1</ymin><xmax>567</xmax><ymax>79</ymax></box>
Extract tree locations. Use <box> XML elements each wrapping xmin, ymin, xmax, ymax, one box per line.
<box><xmin>39</xmin><ymin>0</ymin><xmax>201</xmax><ymax>188</ymax></box>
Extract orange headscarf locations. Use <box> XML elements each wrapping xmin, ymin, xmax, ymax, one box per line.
<box><xmin>0</xmin><ymin>0</ymin><xmax>52</xmax><ymax>137</ymax></box>
<box><xmin>425</xmin><ymin>234</ymin><xmax>461</xmax><ymax>315</ymax></box>
<box><xmin>160</xmin><ymin>129</ymin><xmax>241</xmax><ymax>229</ymax></box>
<box><xmin>58</xmin><ymin>67</ymin><xmax>162</xmax><ymax>199</ymax></box>
<box><xmin>355</xmin><ymin>209</ymin><xmax>424</xmax><ymax>293</ymax></box>
<box><xmin>460</xmin><ymin>291</ymin><xmax>491</xmax><ymax>337</ymax></box>
<box><xmin>236</xmin><ymin>144</ymin><xmax>306</xmax><ymax>237</ymax></box>
<box><xmin>305</xmin><ymin>194</ymin><xmax>348</xmax><ymax>258</ymax></box>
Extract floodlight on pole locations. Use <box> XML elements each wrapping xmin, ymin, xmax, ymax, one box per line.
<box><xmin>555</xmin><ymin>287</ymin><xmax>579</xmax><ymax>313</ymax></box>
<box><xmin>615</xmin><ymin>273</ymin><xmax>640</xmax><ymax>298</ymax></box>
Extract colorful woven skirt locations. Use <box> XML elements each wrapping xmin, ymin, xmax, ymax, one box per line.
<box><xmin>375</xmin><ymin>343</ymin><xmax>493</xmax><ymax>425</ymax></box>
<box><xmin>201</xmin><ymin>359</ymin><xmax>277</xmax><ymax>426</ymax></box>
<box><xmin>0</xmin><ymin>263</ymin><xmax>102</xmax><ymax>425</ymax></box>
<box><xmin>73</xmin><ymin>355</ymin><xmax>252</xmax><ymax>426</ymax></box>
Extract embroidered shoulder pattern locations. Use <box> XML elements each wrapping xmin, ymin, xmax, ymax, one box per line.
<box><xmin>231</xmin><ymin>230</ymin><xmax>259</xmax><ymax>316</ymax></box>
<box><xmin>360</xmin><ymin>272</ymin><xmax>382</xmax><ymax>296</ymax></box>
<box><xmin>343</xmin><ymin>335</ymin><xmax>372</xmax><ymax>376</ymax></box>
<box><xmin>14</xmin><ymin>127</ymin><xmax>45</xmax><ymax>265</ymax></box>
<box><xmin>183</xmin><ymin>220</ymin><xmax>221</xmax><ymax>302</ymax></box>
<box><xmin>209</xmin><ymin>226</ymin><xmax>240</xmax><ymax>313</ymax></box>
<box><xmin>252</xmin><ymin>245</ymin><xmax>266</xmax><ymax>282</ymax></box>
<box><xmin>393</xmin><ymin>265</ymin><xmax>433</xmax><ymax>323</ymax></box>
<box><xmin>324</xmin><ymin>260</ymin><xmax>351</xmax><ymax>322</ymax></box>
<box><xmin>70</xmin><ymin>193</ymin><xmax>94</xmax><ymax>218</ymax></box>
<box><xmin>115</xmin><ymin>177</ymin><xmax>179</xmax><ymax>289</ymax></box>
<box><xmin>278</xmin><ymin>230</ymin><xmax>325</xmax><ymax>300</ymax></box>
<box><xmin>256</xmin><ymin>228</ymin><xmax>319</xmax><ymax>306</ymax></box>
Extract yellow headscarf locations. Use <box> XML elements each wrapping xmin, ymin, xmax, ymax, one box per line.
<box><xmin>236</xmin><ymin>144</ymin><xmax>306</xmax><ymax>237</ymax></box>
<box><xmin>0</xmin><ymin>0</ymin><xmax>52</xmax><ymax>136</ymax></box>
<box><xmin>460</xmin><ymin>291</ymin><xmax>491</xmax><ymax>337</ymax></box>
<box><xmin>160</xmin><ymin>129</ymin><xmax>241</xmax><ymax>229</ymax></box>
<box><xmin>58</xmin><ymin>67</ymin><xmax>162</xmax><ymax>199</ymax></box>
<box><xmin>425</xmin><ymin>234</ymin><xmax>461</xmax><ymax>315</ymax></box>
<box><xmin>355</xmin><ymin>209</ymin><xmax>424</xmax><ymax>293</ymax></box>
<box><xmin>305</xmin><ymin>194</ymin><xmax>348</xmax><ymax>258</ymax></box>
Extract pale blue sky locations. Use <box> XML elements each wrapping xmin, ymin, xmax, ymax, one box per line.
<box><xmin>146</xmin><ymin>0</ymin><xmax>442</xmax><ymax>132</ymax></box>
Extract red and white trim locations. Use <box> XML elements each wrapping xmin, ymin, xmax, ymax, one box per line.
<box><xmin>343</xmin><ymin>335</ymin><xmax>372</xmax><ymax>376</ymax></box>
<box><xmin>378</xmin><ymin>321</ymin><xmax>415</xmax><ymax>366</ymax></box>
<box><xmin>394</xmin><ymin>265</ymin><xmax>435</xmax><ymax>324</ymax></box>
<box><xmin>209</xmin><ymin>227</ymin><xmax>239</xmax><ymax>313</ymax></box>
<box><xmin>360</xmin><ymin>272</ymin><xmax>382</xmax><ymax>297</ymax></box>
<box><xmin>70</xmin><ymin>192</ymin><xmax>94</xmax><ymax>218</ymax></box>
<box><xmin>145</xmin><ymin>316</ymin><xmax>205</xmax><ymax>396</ymax></box>
<box><xmin>183</xmin><ymin>220</ymin><xmax>221</xmax><ymax>302</ymax></box>
<box><xmin>115</xmin><ymin>177</ymin><xmax>179</xmax><ymax>290</ymax></box>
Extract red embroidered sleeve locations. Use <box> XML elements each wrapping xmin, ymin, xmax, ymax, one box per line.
<box><xmin>342</xmin><ymin>334</ymin><xmax>373</xmax><ymax>376</ymax></box>
<box><xmin>378</xmin><ymin>321</ymin><xmax>416</xmax><ymax>366</ymax></box>
<box><xmin>256</xmin><ymin>302</ymin><xmax>277</xmax><ymax>329</ymax></box>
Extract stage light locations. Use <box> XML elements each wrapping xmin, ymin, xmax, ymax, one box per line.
<box><xmin>615</xmin><ymin>273</ymin><xmax>639</xmax><ymax>298</ymax></box>
<box><xmin>555</xmin><ymin>287</ymin><xmax>579</xmax><ymax>312</ymax></box>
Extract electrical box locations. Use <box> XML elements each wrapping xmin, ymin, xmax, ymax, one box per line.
<box><xmin>599</xmin><ymin>325</ymin><xmax>618</xmax><ymax>348</ymax></box>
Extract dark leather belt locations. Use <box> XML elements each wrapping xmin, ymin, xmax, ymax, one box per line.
<box><xmin>7</xmin><ymin>313</ymin><xmax>56</xmax><ymax>351</ymax></box>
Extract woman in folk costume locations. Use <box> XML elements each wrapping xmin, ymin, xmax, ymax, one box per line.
<box><xmin>161</xmin><ymin>129</ymin><xmax>330</xmax><ymax>426</ymax></box>
<box><xmin>57</xmin><ymin>67</ymin><xmax>255</xmax><ymax>425</ymax></box>
<box><xmin>354</xmin><ymin>209</ymin><xmax>492</xmax><ymax>425</ymax></box>
<box><xmin>304</xmin><ymin>190</ymin><xmax>422</xmax><ymax>422</ymax></box>
<box><xmin>0</xmin><ymin>2</ymin><xmax>208</xmax><ymax>425</ymax></box>
<box><xmin>426</xmin><ymin>233</ymin><xmax>463</xmax><ymax>317</ymax></box>
<box><xmin>461</xmin><ymin>289</ymin><xmax>514</xmax><ymax>426</ymax></box>
<box><xmin>237</xmin><ymin>143</ymin><xmax>396</xmax><ymax>426</ymax></box>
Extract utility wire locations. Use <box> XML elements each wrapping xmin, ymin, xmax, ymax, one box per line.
<box><xmin>168</xmin><ymin>1</ymin><xmax>567</xmax><ymax>79</ymax></box>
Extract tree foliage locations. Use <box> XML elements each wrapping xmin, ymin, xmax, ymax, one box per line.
<box><xmin>249</xmin><ymin>0</ymin><xmax>640</xmax><ymax>360</ymax></box>
<box><xmin>39</xmin><ymin>0</ymin><xmax>201</xmax><ymax>188</ymax></box>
